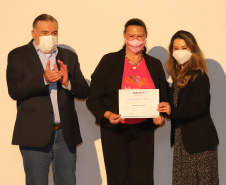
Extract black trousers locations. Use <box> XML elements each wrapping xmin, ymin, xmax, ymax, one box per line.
<box><xmin>101</xmin><ymin>120</ymin><xmax>155</xmax><ymax>185</ymax></box>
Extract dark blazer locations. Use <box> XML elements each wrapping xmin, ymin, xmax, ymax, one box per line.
<box><xmin>7</xmin><ymin>40</ymin><xmax>89</xmax><ymax>147</ymax></box>
<box><xmin>86</xmin><ymin>48</ymin><xmax>168</xmax><ymax>128</ymax></box>
<box><xmin>169</xmin><ymin>72</ymin><xmax>219</xmax><ymax>154</ymax></box>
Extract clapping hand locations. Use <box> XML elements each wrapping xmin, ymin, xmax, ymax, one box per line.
<box><xmin>44</xmin><ymin>60</ymin><xmax>62</xmax><ymax>83</ymax></box>
<box><xmin>57</xmin><ymin>60</ymin><xmax>69</xmax><ymax>87</ymax></box>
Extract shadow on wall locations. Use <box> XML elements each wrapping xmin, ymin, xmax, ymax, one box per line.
<box><xmin>206</xmin><ymin>59</ymin><xmax>226</xmax><ymax>184</ymax></box>
<box><xmin>148</xmin><ymin>46</ymin><xmax>173</xmax><ymax>185</ymax></box>
<box><xmin>74</xmin><ymin>79</ymin><xmax>102</xmax><ymax>185</ymax></box>
<box><xmin>48</xmin><ymin>44</ymin><xmax>102</xmax><ymax>185</ymax></box>
<box><xmin>148</xmin><ymin>46</ymin><xmax>169</xmax><ymax>80</ymax></box>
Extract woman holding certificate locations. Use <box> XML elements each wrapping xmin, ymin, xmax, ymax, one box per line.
<box><xmin>86</xmin><ymin>18</ymin><xmax>168</xmax><ymax>185</ymax></box>
<box><xmin>158</xmin><ymin>30</ymin><xmax>219</xmax><ymax>184</ymax></box>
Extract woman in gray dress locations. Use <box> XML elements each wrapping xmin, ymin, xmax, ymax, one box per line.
<box><xmin>158</xmin><ymin>30</ymin><xmax>219</xmax><ymax>185</ymax></box>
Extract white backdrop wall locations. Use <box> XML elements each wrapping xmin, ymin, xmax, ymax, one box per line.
<box><xmin>0</xmin><ymin>0</ymin><xmax>225</xmax><ymax>184</ymax></box>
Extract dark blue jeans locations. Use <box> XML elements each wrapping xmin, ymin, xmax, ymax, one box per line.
<box><xmin>20</xmin><ymin>129</ymin><xmax>76</xmax><ymax>185</ymax></box>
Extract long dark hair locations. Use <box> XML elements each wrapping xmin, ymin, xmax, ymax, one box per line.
<box><xmin>165</xmin><ymin>30</ymin><xmax>207</xmax><ymax>88</ymax></box>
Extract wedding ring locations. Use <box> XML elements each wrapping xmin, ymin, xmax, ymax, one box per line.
<box><xmin>164</xmin><ymin>107</ymin><xmax>166</xmax><ymax>110</ymax></box>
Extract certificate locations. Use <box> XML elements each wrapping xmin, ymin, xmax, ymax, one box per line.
<box><xmin>119</xmin><ymin>89</ymin><xmax>159</xmax><ymax>118</ymax></box>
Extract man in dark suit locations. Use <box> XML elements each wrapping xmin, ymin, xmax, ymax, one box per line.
<box><xmin>6</xmin><ymin>14</ymin><xmax>89</xmax><ymax>185</ymax></box>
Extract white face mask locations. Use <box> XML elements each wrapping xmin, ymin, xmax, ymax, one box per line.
<box><xmin>173</xmin><ymin>50</ymin><xmax>192</xmax><ymax>65</ymax></box>
<box><xmin>35</xmin><ymin>32</ymin><xmax>58</xmax><ymax>53</ymax></box>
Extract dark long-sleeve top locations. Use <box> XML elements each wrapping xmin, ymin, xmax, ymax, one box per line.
<box><xmin>7</xmin><ymin>40</ymin><xmax>89</xmax><ymax>147</ymax></box>
<box><xmin>86</xmin><ymin>48</ymin><xmax>168</xmax><ymax>129</ymax></box>
<box><xmin>168</xmin><ymin>72</ymin><xmax>219</xmax><ymax>153</ymax></box>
